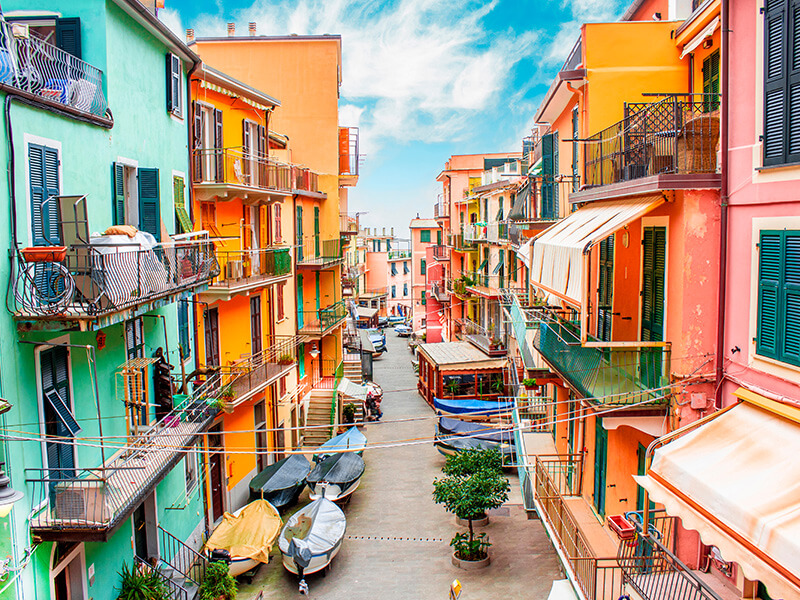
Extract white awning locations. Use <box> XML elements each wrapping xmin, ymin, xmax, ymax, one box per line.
<box><xmin>356</xmin><ymin>306</ymin><xmax>378</xmax><ymax>318</ymax></box>
<box><xmin>337</xmin><ymin>377</ymin><xmax>369</xmax><ymax>401</ymax></box>
<box><xmin>546</xmin><ymin>580</ymin><xmax>579</xmax><ymax>600</ymax></box>
<box><xmin>530</xmin><ymin>195</ymin><xmax>665</xmax><ymax>306</ymax></box>
<box><xmin>635</xmin><ymin>390</ymin><xmax>800</xmax><ymax>599</ymax></box>
<box><xmin>680</xmin><ymin>16</ymin><xmax>721</xmax><ymax>60</ymax></box>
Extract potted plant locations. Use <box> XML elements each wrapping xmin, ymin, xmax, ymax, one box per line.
<box><xmin>277</xmin><ymin>353</ymin><xmax>294</xmax><ymax>365</ymax></box>
<box><xmin>199</xmin><ymin>561</ymin><xmax>237</xmax><ymax>600</ymax></box>
<box><xmin>491</xmin><ymin>376</ymin><xmax>505</xmax><ymax>395</ymax></box>
<box><xmin>342</xmin><ymin>402</ymin><xmax>356</xmax><ymax>424</ymax></box>
<box><xmin>445</xmin><ymin>379</ymin><xmax>460</xmax><ymax>397</ymax></box>
<box><xmin>117</xmin><ymin>561</ymin><xmax>168</xmax><ymax>600</ymax></box>
<box><xmin>522</xmin><ymin>378</ymin><xmax>537</xmax><ymax>390</ymax></box>
<box><xmin>432</xmin><ymin>449</ymin><xmax>510</xmax><ymax>569</ymax></box>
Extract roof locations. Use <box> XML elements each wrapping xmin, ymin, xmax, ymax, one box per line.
<box><xmin>418</xmin><ymin>342</ymin><xmax>507</xmax><ymax>370</ymax></box>
<box><xmin>409</xmin><ymin>219</ymin><xmax>438</xmax><ymax>228</ymax></box>
<box><xmin>112</xmin><ymin>0</ymin><xmax>199</xmax><ymax>64</ymax></box>
<box><xmin>356</xmin><ymin>306</ymin><xmax>378</xmax><ymax>318</ymax></box>
<box><xmin>196</xmin><ymin>64</ymin><xmax>280</xmax><ymax>107</ymax></box>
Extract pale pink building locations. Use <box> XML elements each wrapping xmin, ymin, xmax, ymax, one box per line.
<box><xmin>409</xmin><ymin>218</ymin><xmax>438</xmax><ymax>332</ymax></box>
<box><xmin>386</xmin><ymin>242</ymin><xmax>412</xmax><ymax>318</ymax></box>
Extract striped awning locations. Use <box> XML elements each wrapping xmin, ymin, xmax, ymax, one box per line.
<box><xmin>200</xmin><ymin>80</ymin><xmax>272</xmax><ymax>112</ymax></box>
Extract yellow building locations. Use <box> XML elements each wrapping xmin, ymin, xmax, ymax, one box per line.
<box><xmin>191</xmin><ymin>32</ymin><xmax>359</xmax><ymax>450</ymax></box>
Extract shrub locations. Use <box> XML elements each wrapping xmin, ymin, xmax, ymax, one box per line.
<box><xmin>199</xmin><ymin>561</ymin><xmax>237</xmax><ymax>600</ymax></box>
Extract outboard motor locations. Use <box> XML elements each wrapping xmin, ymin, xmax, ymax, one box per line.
<box><xmin>209</xmin><ymin>548</ymin><xmax>231</xmax><ymax>564</ymax></box>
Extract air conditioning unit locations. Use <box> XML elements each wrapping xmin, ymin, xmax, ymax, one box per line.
<box><xmin>54</xmin><ymin>480</ymin><xmax>109</xmax><ymax>524</ymax></box>
<box><xmin>226</xmin><ymin>260</ymin><xmax>243</xmax><ymax>280</ymax></box>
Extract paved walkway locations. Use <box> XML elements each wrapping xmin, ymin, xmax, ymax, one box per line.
<box><xmin>238</xmin><ymin>333</ymin><xmax>562</xmax><ymax>599</ymax></box>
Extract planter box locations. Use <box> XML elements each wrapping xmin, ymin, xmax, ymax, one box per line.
<box><xmin>456</xmin><ymin>514</ymin><xmax>489</xmax><ymax>527</ymax></box>
<box><xmin>607</xmin><ymin>514</ymin><xmax>635</xmax><ymax>540</ymax></box>
<box><xmin>21</xmin><ymin>246</ymin><xmax>67</xmax><ymax>263</ymax></box>
<box><xmin>452</xmin><ymin>552</ymin><xmax>490</xmax><ymax>570</ymax></box>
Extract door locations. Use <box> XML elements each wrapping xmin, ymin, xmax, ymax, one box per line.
<box><xmin>297</xmin><ymin>274</ymin><xmax>304</xmax><ymax>329</ymax></box>
<box><xmin>250</xmin><ymin>295</ymin><xmax>262</xmax><ymax>357</ymax></box>
<box><xmin>641</xmin><ymin>226</ymin><xmax>666</xmax><ymax>388</ymax></box>
<box><xmin>593</xmin><ymin>418</ymin><xmax>608</xmax><ymax>517</ymax></box>
<box><xmin>597</xmin><ymin>235</ymin><xmax>614</xmax><ymax>341</ymax></box>
<box><xmin>41</xmin><ymin>347</ymin><xmax>76</xmax><ymax>489</ymax></box>
<box><xmin>314</xmin><ymin>206</ymin><xmax>320</xmax><ymax>257</ymax></box>
<box><xmin>296</xmin><ymin>205</ymin><xmax>303</xmax><ymax>261</ymax></box>
<box><xmin>204</xmin><ymin>307</ymin><xmax>220</xmax><ymax>366</ymax></box>
<box><xmin>208</xmin><ymin>426</ymin><xmax>225</xmax><ymax>522</ymax></box>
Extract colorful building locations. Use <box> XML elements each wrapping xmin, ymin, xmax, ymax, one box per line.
<box><xmin>0</xmin><ymin>1</ymin><xmax>217</xmax><ymax>597</ymax></box>
<box><xmin>409</xmin><ymin>218</ymin><xmax>439</xmax><ymax>333</ymax></box>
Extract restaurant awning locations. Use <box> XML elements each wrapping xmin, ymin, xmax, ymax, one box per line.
<box><xmin>530</xmin><ymin>195</ymin><xmax>665</xmax><ymax>306</ymax></box>
<box><xmin>635</xmin><ymin>389</ymin><xmax>800</xmax><ymax>599</ymax></box>
<box><xmin>337</xmin><ymin>377</ymin><xmax>369</xmax><ymax>401</ymax></box>
<box><xmin>356</xmin><ymin>306</ymin><xmax>378</xmax><ymax>318</ymax></box>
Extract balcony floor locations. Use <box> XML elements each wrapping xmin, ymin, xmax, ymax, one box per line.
<box><xmin>626</xmin><ymin>569</ymin><xmax>741</xmax><ymax>600</ymax></box>
<box><xmin>561</xmin><ymin>497</ymin><xmax>619</xmax><ymax>557</ymax></box>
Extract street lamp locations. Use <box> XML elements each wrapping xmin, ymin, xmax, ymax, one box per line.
<box><xmin>0</xmin><ymin>469</ymin><xmax>23</xmax><ymax>518</ymax></box>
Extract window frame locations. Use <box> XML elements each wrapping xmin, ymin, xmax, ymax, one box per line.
<box><xmin>420</xmin><ymin>229</ymin><xmax>431</xmax><ymax>243</ymax></box>
<box><xmin>166</xmin><ymin>52</ymin><xmax>183</xmax><ymax>118</ymax></box>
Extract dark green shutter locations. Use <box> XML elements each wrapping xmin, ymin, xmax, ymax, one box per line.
<box><xmin>315</xmin><ymin>273</ymin><xmax>321</xmax><ymax>312</ymax></box>
<box><xmin>112</xmin><ymin>162</ymin><xmax>125</xmax><ymax>226</ymax></box>
<box><xmin>314</xmin><ymin>207</ymin><xmax>320</xmax><ymax>257</ymax></box>
<box><xmin>758</xmin><ymin>232</ymin><xmax>782</xmax><ymax>358</ymax></box>
<box><xmin>641</xmin><ymin>227</ymin><xmax>666</xmax><ymax>342</ymax></box>
<box><xmin>702</xmin><ymin>51</ymin><xmax>721</xmax><ymax>112</ymax></box>
<box><xmin>55</xmin><ymin>17</ymin><xmax>81</xmax><ymax>58</ymax></box>
<box><xmin>41</xmin><ymin>346</ymin><xmax>75</xmax><ymax>483</ymax></box>
<box><xmin>296</xmin><ymin>206</ymin><xmax>303</xmax><ymax>261</ymax></box>
<box><xmin>214</xmin><ymin>109</ymin><xmax>224</xmax><ymax>181</ymax></box>
<box><xmin>789</xmin><ymin>0</ymin><xmax>800</xmax><ymax>161</ymax></box>
<box><xmin>784</xmin><ymin>233</ymin><xmax>800</xmax><ymax>361</ymax></box>
<box><xmin>29</xmin><ymin>144</ymin><xmax>61</xmax><ymax>246</ymax></box>
<box><xmin>420</xmin><ymin>229</ymin><xmax>430</xmax><ymax>243</ymax></box>
<box><xmin>138</xmin><ymin>168</ymin><xmax>161</xmax><ymax>241</ymax></box>
<box><xmin>178</xmin><ymin>302</ymin><xmax>191</xmax><ymax>360</ymax></box>
<box><xmin>541</xmin><ymin>133</ymin><xmax>556</xmax><ymax>220</ymax></box>
<box><xmin>437</xmin><ymin>229</ymin><xmax>442</xmax><ymax>245</ymax></box>
<box><xmin>420</xmin><ymin>259</ymin><xmax>426</xmax><ymax>275</ymax></box>
<box><xmin>597</xmin><ymin>235</ymin><xmax>614</xmax><ymax>341</ymax></box>
<box><xmin>297</xmin><ymin>274</ymin><xmax>304</xmax><ymax>329</ymax></box>
<box><xmin>593</xmin><ymin>418</ymin><xmax>607</xmax><ymax>517</ymax></box>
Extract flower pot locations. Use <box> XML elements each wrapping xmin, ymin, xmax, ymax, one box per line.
<box><xmin>456</xmin><ymin>513</ymin><xmax>489</xmax><ymax>527</ymax></box>
<box><xmin>21</xmin><ymin>246</ymin><xmax>67</xmax><ymax>263</ymax></box>
<box><xmin>451</xmin><ymin>551</ymin><xmax>490</xmax><ymax>570</ymax></box>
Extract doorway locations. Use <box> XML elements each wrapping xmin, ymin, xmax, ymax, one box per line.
<box><xmin>208</xmin><ymin>425</ymin><xmax>225</xmax><ymax>523</ymax></box>
<box><xmin>51</xmin><ymin>543</ymin><xmax>84</xmax><ymax>600</ymax></box>
<box><xmin>132</xmin><ymin>492</ymin><xmax>158</xmax><ymax>561</ymax></box>
<box><xmin>593</xmin><ymin>418</ymin><xmax>608</xmax><ymax>517</ymax></box>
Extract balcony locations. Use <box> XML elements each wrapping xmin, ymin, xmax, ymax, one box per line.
<box><xmin>339</xmin><ymin>213</ymin><xmax>359</xmax><ymax>236</ymax></box>
<box><xmin>432</xmin><ymin>244</ymin><xmax>450</xmax><ymax>262</ymax></box>
<box><xmin>434</xmin><ymin>200</ymin><xmax>449</xmax><ymax>220</ymax></box>
<box><xmin>461</xmin><ymin>270</ymin><xmax>505</xmax><ymax>298</ymax></box>
<box><xmin>388</xmin><ymin>250</ymin><xmax>412</xmax><ymax>260</ymax></box>
<box><xmin>338</xmin><ymin>126</ymin><xmax>360</xmax><ymax>186</ymax></box>
<box><xmin>296</xmin><ymin>236</ymin><xmax>343</xmax><ymax>269</ymax></box>
<box><xmin>0</xmin><ymin>20</ymin><xmax>110</xmax><ymax>126</ymax></box>
<box><xmin>617</xmin><ymin>511</ymin><xmax>727</xmax><ymax>600</ymax></box>
<box><xmin>11</xmin><ymin>233</ymin><xmax>219</xmax><ymax>331</ymax></box>
<box><xmin>26</xmin><ymin>393</ymin><xmax>219</xmax><ymax>542</ymax></box>
<box><xmin>192</xmin><ymin>147</ymin><xmax>323</xmax><ymax>202</ymax></box>
<box><xmin>298</xmin><ymin>300</ymin><xmax>347</xmax><ymax>338</ymax></box>
<box><xmin>463</xmin><ymin>221</ymin><xmax>511</xmax><ymax>244</ymax></box>
<box><xmin>203</xmin><ymin>247</ymin><xmax>290</xmax><ymax>300</ymax></box>
<box><xmin>533</xmin><ymin>314</ymin><xmax>671</xmax><ymax>408</ymax></box>
<box><xmin>430</xmin><ymin>281</ymin><xmax>450</xmax><ymax>303</ymax></box>
<box><xmin>453</xmin><ymin>234</ymin><xmax>476</xmax><ymax>252</ymax></box>
<box><xmin>458</xmin><ymin>317</ymin><xmax>507</xmax><ymax>357</ymax></box>
<box><xmin>575</xmin><ymin>94</ymin><xmax>721</xmax><ymax>202</ymax></box>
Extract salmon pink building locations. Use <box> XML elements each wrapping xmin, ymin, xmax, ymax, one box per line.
<box><xmin>409</xmin><ymin>218</ymin><xmax>438</xmax><ymax>332</ymax></box>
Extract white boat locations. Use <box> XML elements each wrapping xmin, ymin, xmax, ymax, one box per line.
<box><xmin>204</xmin><ymin>499</ymin><xmax>283</xmax><ymax>577</ymax></box>
<box><xmin>279</xmin><ymin>498</ymin><xmax>346</xmax><ymax>579</ymax></box>
<box><xmin>306</xmin><ymin>452</ymin><xmax>365</xmax><ymax>503</ymax></box>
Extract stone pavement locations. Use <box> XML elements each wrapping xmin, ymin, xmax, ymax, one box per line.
<box><xmin>237</xmin><ymin>333</ymin><xmax>562</xmax><ymax>599</ymax></box>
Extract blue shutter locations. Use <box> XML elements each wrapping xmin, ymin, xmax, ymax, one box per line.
<box><xmin>29</xmin><ymin>144</ymin><xmax>61</xmax><ymax>246</ymax></box>
<box><xmin>782</xmin><ymin>233</ymin><xmax>800</xmax><ymax>362</ymax></box>
<box><xmin>41</xmin><ymin>346</ymin><xmax>75</xmax><ymax>482</ymax></box>
<box><xmin>112</xmin><ymin>162</ymin><xmax>125</xmax><ymax>226</ymax></box>
<box><xmin>138</xmin><ymin>168</ymin><xmax>161</xmax><ymax>241</ymax></box>
<box><xmin>166</xmin><ymin>53</ymin><xmax>181</xmax><ymax>115</ymax></box>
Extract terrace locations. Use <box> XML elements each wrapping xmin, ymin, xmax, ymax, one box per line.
<box><xmin>432</xmin><ymin>244</ymin><xmax>450</xmax><ymax>261</ymax></box>
<box><xmin>298</xmin><ymin>300</ymin><xmax>347</xmax><ymax>338</ymax></box>
<box><xmin>296</xmin><ymin>236</ymin><xmax>343</xmax><ymax>269</ymax></box>
<box><xmin>463</xmin><ymin>221</ymin><xmax>510</xmax><ymax>244</ymax></box>
<box><xmin>339</xmin><ymin>213</ymin><xmax>359</xmax><ymax>236</ymax></box>
<box><xmin>430</xmin><ymin>280</ymin><xmax>449</xmax><ymax>303</ymax></box>
<box><xmin>457</xmin><ymin>317</ymin><xmax>507</xmax><ymax>357</ymax></box>
<box><xmin>203</xmin><ymin>246</ymin><xmax>291</xmax><ymax>300</ymax></box>
<box><xmin>0</xmin><ymin>20</ymin><xmax>110</xmax><ymax>126</ymax></box>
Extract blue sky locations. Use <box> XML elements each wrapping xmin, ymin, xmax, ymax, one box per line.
<box><xmin>160</xmin><ymin>0</ymin><xmax>627</xmax><ymax>235</ymax></box>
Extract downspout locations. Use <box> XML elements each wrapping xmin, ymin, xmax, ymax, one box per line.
<box><xmin>186</xmin><ymin>59</ymin><xmax>201</xmax><ymax>225</ymax></box>
<box><xmin>714</xmin><ymin>0</ymin><xmax>730</xmax><ymax>408</ymax></box>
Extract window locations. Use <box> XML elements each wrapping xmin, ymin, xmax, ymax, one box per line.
<box><xmin>274</xmin><ymin>204</ymin><xmax>282</xmax><ymax>243</ymax></box>
<box><xmin>391</xmin><ymin>264</ymin><xmax>397</xmax><ymax>276</ymax></box>
<box><xmin>437</xmin><ymin>229</ymin><xmax>442</xmax><ymax>245</ymax></box>
<box><xmin>8</xmin><ymin>16</ymin><xmax>81</xmax><ymax>57</ymax></box>
<box><xmin>193</xmin><ymin>103</ymin><xmax>222</xmax><ymax>182</ymax></box>
<box><xmin>387</xmin><ymin>239</ymin><xmax>392</xmax><ymax>252</ymax></box>
<box><xmin>541</xmin><ymin>132</ymin><xmax>558</xmax><ymax>220</ymax></box>
<box><xmin>113</xmin><ymin>164</ymin><xmax>161</xmax><ymax>241</ymax></box>
<box><xmin>391</xmin><ymin>285</ymin><xmax>396</xmax><ymax>298</ymax></box>
<box><xmin>178</xmin><ymin>301</ymin><xmax>191</xmax><ymax>360</ymax></box>
<box><xmin>757</xmin><ymin>230</ymin><xmax>800</xmax><ymax>366</ymax></box>
<box><xmin>763</xmin><ymin>1</ymin><xmax>800</xmax><ymax>166</ymax></box>
<box><xmin>403</xmin><ymin>283</ymin><xmax>408</xmax><ymax>296</ymax></box>
<box><xmin>125</xmin><ymin>318</ymin><xmax>145</xmax><ymax>360</ymax></box>
<box><xmin>702</xmin><ymin>51</ymin><xmax>721</xmax><ymax>112</ymax></box>
<box><xmin>280</xmin><ymin>375</ymin><xmax>287</xmax><ymax>398</ymax></box>
<box><xmin>277</xmin><ymin>282</ymin><xmax>286</xmax><ymax>320</ymax></box>
<box><xmin>404</xmin><ymin>261</ymin><xmax>409</xmax><ymax>275</ymax></box>
<box><xmin>420</xmin><ymin>259</ymin><xmax>426</xmax><ymax>275</ymax></box>
<box><xmin>40</xmin><ymin>346</ymin><xmax>76</xmax><ymax>484</ymax></box>
<box><xmin>166</xmin><ymin>53</ymin><xmax>182</xmax><ymax>117</ymax></box>
<box><xmin>173</xmin><ymin>176</ymin><xmax>191</xmax><ymax>234</ymax></box>
<box><xmin>597</xmin><ymin>236</ymin><xmax>614</xmax><ymax>342</ymax></box>
<box><xmin>185</xmin><ymin>442</ymin><xmax>198</xmax><ymax>494</ymax></box>
<box><xmin>28</xmin><ymin>143</ymin><xmax>60</xmax><ymax>246</ymax></box>
<box><xmin>250</xmin><ymin>295</ymin><xmax>262</xmax><ymax>356</ymax></box>
<box><xmin>420</xmin><ymin>230</ymin><xmax>431</xmax><ymax>243</ymax></box>
<box><xmin>254</xmin><ymin>400</ymin><xmax>269</xmax><ymax>471</ymax></box>
<box><xmin>421</xmin><ymin>290</ymin><xmax>426</xmax><ymax>305</ymax></box>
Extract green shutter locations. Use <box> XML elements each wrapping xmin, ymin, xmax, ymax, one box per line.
<box><xmin>315</xmin><ymin>272</ymin><xmax>321</xmax><ymax>312</ymax></box>
<box><xmin>112</xmin><ymin>162</ymin><xmax>125</xmax><ymax>226</ymax></box>
<box><xmin>29</xmin><ymin>144</ymin><xmax>61</xmax><ymax>245</ymax></box>
<box><xmin>784</xmin><ymin>233</ymin><xmax>800</xmax><ymax>361</ymax></box>
<box><xmin>173</xmin><ymin>176</ymin><xmax>192</xmax><ymax>233</ymax></box>
<box><xmin>298</xmin><ymin>343</ymin><xmax>306</xmax><ymax>378</ymax></box>
<box><xmin>138</xmin><ymin>168</ymin><xmax>160</xmax><ymax>241</ymax></box>
<box><xmin>758</xmin><ymin>231</ymin><xmax>782</xmax><ymax>358</ymax></box>
<box><xmin>55</xmin><ymin>17</ymin><xmax>81</xmax><ymax>58</ymax></box>
<box><xmin>41</xmin><ymin>346</ymin><xmax>75</xmax><ymax>480</ymax></box>
<box><xmin>541</xmin><ymin>133</ymin><xmax>556</xmax><ymax>220</ymax></box>
<box><xmin>420</xmin><ymin>259</ymin><xmax>426</xmax><ymax>275</ymax></box>
<box><xmin>297</xmin><ymin>274</ymin><xmax>304</xmax><ymax>329</ymax></box>
<box><xmin>702</xmin><ymin>51</ymin><xmax>721</xmax><ymax>112</ymax></box>
<box><xmin>597</xmin><ymin>236</ymin><xmax>614</xmax><ymax>341</ymax></box>
<box><xmin>593</xmin><ymin>418</ymin><xmax>608</xmax><ymax>517</ymax></box>
<box><xmin>420</xmin><ymin>230</ymin><xmax>430</xmax><ymax>243</ymax></box>
<box><xmin>421</xmin><ymin>290</ymin><xmax>426</xmax><ymax>305</ymax></box>
<box><xmin>437</xmin><ymin>229</ymin><xmax>442</xmax><ymax>245</ymax></box>
<box><xmin>314</xmin><ymin>207</ymin><xmax>320</xmax><ymax>257</ymax></box>
<box><xmin>178</xmin><ymin>302</ymin><xmax>191</xmax><ymax>360</ymax></box>
<box><xmin>641</xmin><ymin>227</ymin><xmax>666</xmax><ymax>342</ymax></box>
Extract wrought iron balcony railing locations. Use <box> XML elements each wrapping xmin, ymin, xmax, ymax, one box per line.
<box><xmin>463</xmin><ymin>221</ymin><xmax>511</xmax><ymax>244</ymax></box>
<box><xmin>584</xmin><ymin>93</ymin><xmax>721</xmax><ymax>188</ymax></box>
<box><xmin>433</xmin><ymin>201</ymin><xmax>449</xmax><ymax>219</ymax></box>
<box><xmin>533</xmin><ymin>313</ymin><xmax>671</xmax><ymax>406</ymax></box>
<box><xmin>26</xmin><ymin>392</ymin><xmax>219</xmax><ymax>541</ymax></box>
<box><xmin>296</xmin><ymin>236</ymin><xmax>343</xmax><ymax>267</ymax></box>
<box><xmin>458</xmin><ymin>317</ymin><xmax>507</xmax><ymax>357</ymax></box>
<box><xmin>211</xmin><ymin>247</ymin><xmax>291</xmax><ymax>290</ymax></box>
<box><xmin>618</xmin><ymin>511</ymin><xmax>724</xmax><ymax>600</ymax></box>
<box><xmin>298</xmin><ymin>300</ymin><xmax>347</xmax><ymax>336</ymax></box>
<box><xmin>192</xmin><ymin>147</ymin><xmax>320</xmax><ymax>194</ymax></box>
<box><xmin>387</xmin><ymin>250</ymin><xmax>412</xmax><ymax>260</ymax></box>
<box><xmin>10</xmin><ymin>233</ymin><xmax>218</xmax><ymax>324</ymax></box>
<box><xmin>430</xmin><ymin>281</ymin><xmax>449</xmax><ymax>303</ymax></box>
<box><xmin>432</xmin><ymin>245</ymin><xmax>450</xmax><ymax>261</ymax></box>
<box><xmin>339</xmin><ymin>127</ymin><xmax>360</xmax><ymax>177</ymax></box>
<box><xmin>0</xmin><ymin>20</ymin><xmax>108</xmax><ymax>120</ymax></box>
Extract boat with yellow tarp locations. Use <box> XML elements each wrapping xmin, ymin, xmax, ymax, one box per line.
<box><xmin>204</xmin><ymin>499</ymin><xmax>283</xmax><ymax>577</ymax></box>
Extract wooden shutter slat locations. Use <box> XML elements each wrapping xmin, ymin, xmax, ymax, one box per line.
<box><xmin>758</xmin><ymin>232</ymin><xmax>782</xmax><ymax>358</ymax></box>
<box><xmin>113</xmin><ymin>162</ymin><xmax>125</xmax><ymax>226</ymax></box>
<box><xmin>138</xmin><ymin>168</ymin><xmax>161</xmax><ymax>241</ymax></box>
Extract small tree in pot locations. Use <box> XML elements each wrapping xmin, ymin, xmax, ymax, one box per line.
<box><xmin>199</xmin><ymin>561</ymin><xmax>237</xmax><ymax>600</ymax></box>
<box><xmin>432</xmin><ymin>448</ymin><xmax>509</xmax><ymax>564</ymax></box>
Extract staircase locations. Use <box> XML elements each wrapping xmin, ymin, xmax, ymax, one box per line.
<box><xmin>303</xmin><ymin>385</ymin><xmax>336</xmax><ymax>447</ymax></box>
<box><xmin>156</xmin><ymin>525</ymin><xmax>208</xmax><ymax>600</ymax></box>
<box><xmin>343</xmin><ymin>355</ymin><xmax>362</xmax><ymax>383</ymax></box>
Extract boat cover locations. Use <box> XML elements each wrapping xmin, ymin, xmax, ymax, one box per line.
<box><xmin>315</xmin><ymin>426</ymin><xmax>367</xmax><ymax>457</ymax></box>
<box><xmin>438</xmin><ymin>417</ymin><xmax>515</xmax><ymax>444</ymax></box>
<box><xmin>435</xmin><ymin>433</ymin><xmax>516</xmax><ymax>459</ymax></box>
<box><xmin>249</xmin><ymin>454</ymin><xmax>311</xmax><ymax>504</ymax></box>
<box><xmin>204</xmin><ymin>499</ymin><xmax>283</xmax><ymax>564</ymax></box>
<box><xmin>433</xmin><ymin>397</ymin><xmax>513</xmax><ymax>415</ymax></box>
<box><xmin>307</xmin><ymin>452</ymin><xmax>365</xmax><ymax>486</ymax></box>
<box><xmin>279</xmin><ymin>498</ymin><xmax>346</xmax><ymax>560</ymax></box>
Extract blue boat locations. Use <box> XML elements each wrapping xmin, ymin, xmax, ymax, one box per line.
<box><xmin>314</xmin><ymin>426</ymin><xmax>367</xmax><ymax>461</ymax></box>
<box><xmin>433</xmin><ymin>397</ymin><xmax>513</xmax><ymax>416</ymax></box>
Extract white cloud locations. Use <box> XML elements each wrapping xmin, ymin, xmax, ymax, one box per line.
<box><xmin>158</xmin><ymin>8</ymin><xmax>184</xmax><ymax>39</ymax></box>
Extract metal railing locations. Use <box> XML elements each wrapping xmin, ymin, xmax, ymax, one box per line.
<box><xmin>457</xmin><ymin>317</ymin><xmax>508</xmax><ymax>357</ymax></box>
<box><xmin>339</xmin><ymin>213</ymin><xmax>358</xmax><ymax>235</ymax></box>
<box><xmin>299</xmin><ymin>300</ymin><xmax>347</xmax><ymax>336</ymax></box>
<box><xmin>453</xmin><ymin>234</ymin><xmax>476</xmax><ymax>251</ymax></box>
<box><xmin>584</xmin><ymin>94</ymin><xmax>721</xmax><ymax>188</ymax></box>
<box><xmin>158</xmin><ymin>525</ymin><xmax>207</xmax><ymax>592</ymax></box>
<box><xmin>430</xmin><ymin>281</ymin><xmax>449</xmax><ymax>302</ymax></box>
<box><xmin>192</xmin><ymin>147</ymin><xmax>319</xmax><ymax>193</ymax></box>
<box><xmin>27</xmin><ymin>393</ymin><xmax>219</xmax><ymax>536</ymax></box>
<box><xmin>432</xmin><ymin>245</ymin><xmax>450</xmax><ymax>261</ymax></box>
<box><xmin>533</xmin><ymin>314</ymin><xmax>671</xmax><ymax>406</ymax></box>
<box><xmin>339</xmin><ymin>126</ymin><xmax>360</xmax><ymax>177</ymax></box>
<box><xmin>461</xmin><ymin>270</ymin><xmax>505</xmax><ymax>291</ymax></box>
<box><xmin>0</xmin><ymin>20</ymin><xmax>108</xmax><ymax>119</ymax></box>
<box><xmin>618</xmin><ymin>511</ymin><xmax>723</xmax><ymax>600</ymax></box>
<box><xmin>135</xmin><ymin>556</ymin><xmax>190</xmax><ymax>600</ymax></box>
<box><xmin>296</xmin><ymin>236</ymin><xmax>342</xmax><ymax>266</ymax></box>
<box><xmin>387</xmin><ymin>250</ymin><xmax>412</xmax><ymax>260</ymax></box>
<box><xmin>10</xmin><ymin>233</ymin><xmax>218</xmax><ymax>320</ymax></box>
<box><xmin>434</xmin><ymin>201</ymin><xmax>449</xmax><ymax>219</ymax></box>
<box><xmin>212</xmin><ymin>247</ymin><xmax>290</xmax><ymax>288</ymax></box>
<box><xmin>463</xmin><ymin>221</ymin><xmax>510</xmax><ymax>243</ymax></box>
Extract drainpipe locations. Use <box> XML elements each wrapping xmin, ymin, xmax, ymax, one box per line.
<box><xmin>714</xmin><ymin>0</ymin><xmax>730</xmax><ymax>408</ymax></box>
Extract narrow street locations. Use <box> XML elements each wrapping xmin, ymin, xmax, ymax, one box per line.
<box><xmin>239</xmin><ymin>333</ymin><xmax>561</xmax><ymax>599</ymax></box>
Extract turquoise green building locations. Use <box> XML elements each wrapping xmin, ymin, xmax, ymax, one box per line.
<box><xmin>0</xmin><ymin>1</ymin><xmax>219</xmax><ymax>598</ymax></box>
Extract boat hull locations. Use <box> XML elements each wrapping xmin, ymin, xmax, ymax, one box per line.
<box><xmin>308</xmin><ymin>478</ymin><xmax>361</xmax><ymax>503</ymax></box>
<box><xmin>281</xmin><ymin>536</ymin><xmax>344</xmax><ymax>576</ymax></box>
<box><xmin>229</xmin><ymin>556</ymin><xmax>259</xmax><ymax>577</ymax></box>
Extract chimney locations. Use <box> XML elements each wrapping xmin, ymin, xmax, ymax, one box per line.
<box><xmin>391</xmin><ymin>227</ymin><xmax>394</xmax><ymax>236</ymax></box>
<box><xmin>186</xmin><ymin>28</ymin><xmax>195</xmax><ymax>43</ymax></box>
<box><xmin>227</xmin><ymin>23</ymin><xmax>236</xmax><ymax>36</ymax></box>
<box><xmin>382</xmin><ymin>227</ymin><xmax>386</xmax><ymax>235</ymax></box>
<box><xmin>249</xmin><ymin>22</ymin><xmax>257</xmax><ymax>36</ymax></box>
